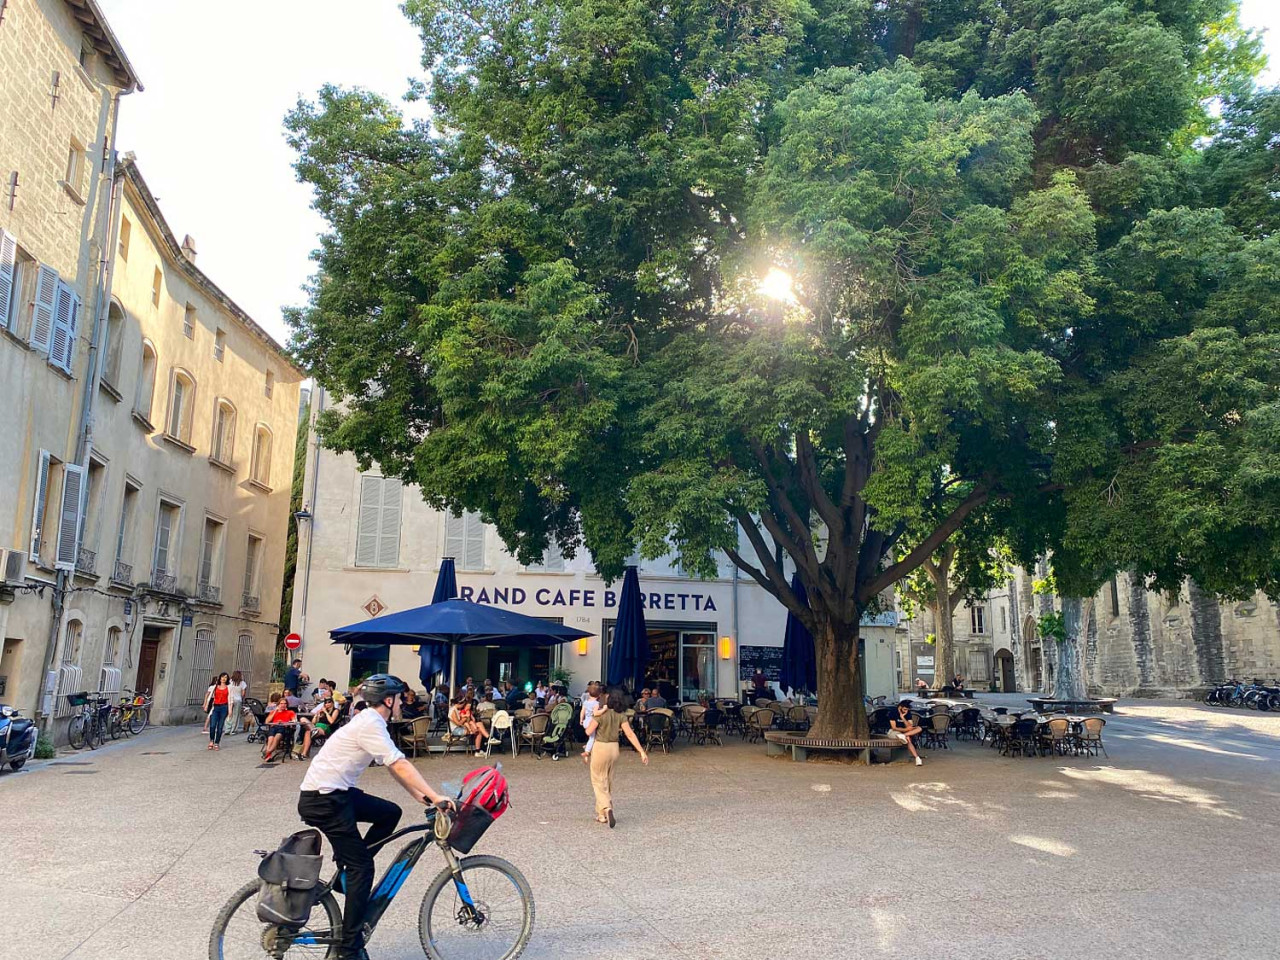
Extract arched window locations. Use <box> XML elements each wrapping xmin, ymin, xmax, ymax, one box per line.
<box><xmin>211</xmin><ymin>399</ymin><xmax>236</xmax><ymax>465</ymax></box>
<box><xmin>250</xmin><ymin>424</ymin><xmax>272</xmax><ymax>487</ymax></box>
<box><xmin>103</xmin><ymin>301</ymin><xmax>125</xmax><ymax>388</ymax></box>
<box><xmin>64</xmin><ymin>619</ymin><xmax>83</xmax><ymax>663</ymax></box>
<box><xmin>104</xmin><ymin>626</ymin><xmax>121</xmax><ymax>666</ymax></box>
<box><xmin>134</xmin><ymin>340</ymin><xmax>157</xmax><ymax>422</ymax></box>
<box><xmin>166</xmin><ymin>367</ymin><xmax>196</xmax><ymax>444</ymax></box>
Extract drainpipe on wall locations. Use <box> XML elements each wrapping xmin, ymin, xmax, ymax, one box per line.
<box><xmin>36</xmin><ymin>83</ymin><xmax>135</xmax><ymax>730</ymax></box>
<box><xmin>296</xmin><ymin>386</ymin><xmax>325</xmax><ymax>655</ymax></box>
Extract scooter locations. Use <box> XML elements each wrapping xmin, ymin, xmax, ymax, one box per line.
<box><xmin>0</xmin><ymin>704</ymin><xmax>38</xmax><ymax>771</ymax></box>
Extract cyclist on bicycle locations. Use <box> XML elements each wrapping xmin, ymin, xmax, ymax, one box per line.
<box><xmin>298</xmin><ymin>673</ymin><xmax>454</xmax><ymax>960</ymax></box>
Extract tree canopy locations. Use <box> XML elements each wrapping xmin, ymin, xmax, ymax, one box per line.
<box><xmin>287</xmin><ymin>0</ymin><xmax>1279</xmax><ymax>737</ymax></box>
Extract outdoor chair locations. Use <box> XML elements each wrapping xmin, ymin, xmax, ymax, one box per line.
<box><xmin>518</xmin><ymin>712</ymin><xmax>552</xmax><ymax>758</ymax></box>
<box><xmin>869</xmin><ymin>709</ymin><xmax>891</xmax><ymax>737</ymax></box>
<box><xmin>487</xmin><ymin>710</ymin><xmax>516</xmax><ymax>758</ymax></box>
<box><xmin>783</xmin><ymin>705</ymin><xmax>810</xmax><ymax>732</ymax></box>
<box><xmin>694</xmin><ymin>707</ymin><xmax>724</xmax><ymax>745</ymax></box>
<box><xmin>644</xmin><ymin>711</ymin><xmax>673</xmax><ymax>754</ymax></box>
<box><xmin>1076</xmin><ymin>717</ymin><xmax>1108</xmax><ymax>757</ymax></box>
<box><xmin>541</xmin><ymin>703</ymin><xmax>575</xmax><ymax>759</ymax></box>
<box><xmin>923</xmin><ymin>712</ymin><xmax>952</xmax><ymax>749</ymax></box>
<box><xmin>1038</xmin><ymin>717</ymin><xmax>1074</xmax><ymax>756</ymax></box>
<box><xmin>992</xmin><ymin>706</ymin><xmax>1009</xmax><ymax>716</ymax></box>
<box><xmin>748</xmin><ymin>707</ymin><xmax>775</xmax><ymax>743</ymax></box>
<box><xmin>399</xmin><ymin>716</ymin><xmax>433</xmax><ymax>760</ymax></box>
<box><xmin>476</xmin><ymin>701</ymin><xmax>497</xmax><ymax>721</ymax></box>
<box><xmin>1004</xmin><ymin>718</ymin><xmax>1040</xmax><ymax>757</ymax></box>
<box><xmin>738</xmin><ymin>705</ymin><xmax>758</xmax><ymax>739</ymax></box>
<box><xmin>680</xmin><ymin>704</ymin><xmax>705</xmax><ymax>740</ymax></box>
<box><xmin>718</xmin><ymin>700</ymin><xmax>744</xmax><ymax>736</ymax></box>
<box><xmin>954</xmin><ymin>708</ymin><xmax>982</xmax><ymax>741</ymax></box>
<box><xmin>754</xmin><ymin>698</ymin><xmax>774</xmax><ymax>709</ymax></box>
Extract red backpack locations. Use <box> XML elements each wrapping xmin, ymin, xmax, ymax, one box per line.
<box><xmin>459</xmin><ymin>765</ymin><xmax>509</xmax><ymax>819</ymax></box>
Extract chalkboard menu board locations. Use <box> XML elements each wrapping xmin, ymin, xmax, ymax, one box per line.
<box><xmin>738</xmin><ymin>644</ymin><xmax>783</xmax><ymax>681</ymax></box>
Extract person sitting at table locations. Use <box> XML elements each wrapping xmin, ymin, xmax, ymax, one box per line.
<box><xmin>448</xmin><ymin>693</ymin><xmax>492</xmax><ymax>754</ymax></box>
<box><xmin>504</xmin><ymin>682</ymin><xmax>524</xmax><ymax>708</ymax></box>
<box><xmin>888</xmin><ymin>701</ymin><xmax>924</xmax><ymax>767</ymax></box>
<box><xmin>644</xmin><ymin>688</ymin><xmax>668</xmax><ymax>711</ymax></box>
<box><xmin>635</xmin><ymin>689</ymin><xmax>653</xmax><ymax>712</ymax></box>
<box><xmin>299</xmin><ymin>691</ymin><xmax>341</xmax><ymax>759</ymax></box>
<box><xmin>533</xmin><ymin>680</ymin><xmax>549</xmax><ymax>708</ymax></box>
<box><xmin>262</xmin><ymin>692</ymin><xmax>299</xmax><ymax>763</ymax></box>
<box><xmin>400</xmin><ymin>688</ymin><xmax>427</xmax><ymax>720</ymax></box>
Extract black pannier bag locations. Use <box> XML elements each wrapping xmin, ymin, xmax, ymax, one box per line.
<box><xmin>256</xmin><ymin>828</ymin><xmax>324</xmax><ymax>925</ymax></box>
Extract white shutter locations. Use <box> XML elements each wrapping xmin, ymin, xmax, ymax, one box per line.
<box><xmin>544</xmin><ymin>539</ymin><xmax>564</xmax><ymax>572</ymax></box>
<box><xmin>30</xmin><ymin>264</ymin><xmax>57</xmax><ymax>352</ymax></box>
<box><xmin>55</xmin><ymin>463</ymin><xmax>86</xmax><ymax>571</ymax></box>
<box><xmin>30</xmin><ymin>450</ymin><xmax>51</xmax><ymax>557</ymax></box>
<box><xmin>355</xmin><ymin>476</ymin><xmax>381</xmax><ymax>567</ymax></box>
<box><xmin>377</xmin><ymin>478</ymin><xmax>402</xmax><ymax>567</ymax></box>
<box><xmin>49</xmin><ymin>280</ymin><xmax>77</xmax><ymax>372</ymax></box>
<box><xmin>0</xmin><ymin>230</ymin><xmax>16</xmax><ymax>329</ymax></box>
<box><xmin>464</xmin><ymin>512</ymin><xmax>485</xmax><ymax>571</ymax></box>
<box><xmin>445</xmin><ymin>511</ymin><xmax>465</xmax><ymax>564</ymax></box>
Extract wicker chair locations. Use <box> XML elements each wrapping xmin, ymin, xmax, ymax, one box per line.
<box><xmin>1076</xmin><ymin>717</ymin><xmax>1108</xmax><ymax>757</ymax></box>
<box><xmin>1039</xmin><ymin>717</ymin><xmax>1074</xmax><ymax>756</ymax></box>
<box><xmin>695</xmin><ymin>707</ymin><xmax>724</xmax><ymax>745</ymax></box>
<box><xmin>748</xmin><ymin>707</ymin><xmax>775</xmax><ymax>743</ymax></box>
<box><xmin>399</xmin><ymin>715</ymin><xmax>434</xmax><ymax>759</ymax></box>
<box><xmin>680</xmin><ymin>704</ymin><xmax>705</xmax><ymax>740</ymax></box>
<box><xmin>954</xmin><ymin>708</ymin><xmax>982</xmax><ymax>741</ymax></box>
<box><xmin>518</xmin><ymin>712</ymin><xmax>552</xmax><ymax>758</ymax></box>
<box><xmin>784</xmin><ymin>705</ymin><xmax>810</xmax><ymax>732</ymax></box>
<box><xmin>1004</xmin><ymin>718</ymin><xmax>1040</xmax><ymax>757</ymax></box>
<box><xmin>738</xmin><ymin>705</ymin><xmax>758</xmax><ymax>739</ymax></box>
<box><xmin>643</xmin><ymin>711</ymin><xmax>673</xmax><ymax>754</ymax></box>
<box><xmin>923</xmin><ymin>712</ymin><xmax>952</xmax><ymax>749</ymax></box>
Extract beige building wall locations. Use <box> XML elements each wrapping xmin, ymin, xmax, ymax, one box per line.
<box><xmin>0</xmin><ymin>0</ymin><xmax>139</xmax><ymax>719</ymax></box>
<box><xmin>290</xmin><ymin>390</ymin><xmax>898</xmax><ymax>702</ymax></box>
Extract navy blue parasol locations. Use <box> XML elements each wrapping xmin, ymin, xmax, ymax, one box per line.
<box><xmin>418</xmin><ymin>558</ymin><xmax>458</xmax><ymax>687</ymax></box>
<box><xmin>606</xmin><ymin>565</ymin><xmax>649</xmax><ymax>693</ymax></box>
<box><xmin>779</xmin><ymin>573</ymin><xmax>817</xmax><ymax>696</ymax></box>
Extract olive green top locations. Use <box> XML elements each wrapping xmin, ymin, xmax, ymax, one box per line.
<box><xmin>593</xmin><ymin>708</ymin><xmax>624</xmax><ymax>744</ymax></box>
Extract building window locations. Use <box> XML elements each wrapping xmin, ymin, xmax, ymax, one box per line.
<box><xmin>214</xmin><ymin>328</ymin><xmax>225</xmax><ymax>362</ymax></box>
<box><xmin>166</xmin><ymin>369</ymin><xmax>196</xmax><ymax>444</ymax></box>
<box><xmin>118</xmin><ymin>216</ymin><xmax>131</xmax><ymax>261</ymax></box>
<box><xmin>187</xmin><ymin>628</ymin><xmax>216</xmax><ymax>704</ymax></box>
<box><xmin>30</xmin><ymin>451</ymin><xmax>85</xmax><ymax>571</ymax></box>
<box><xmin>966</xmin><ymin>649</ymin><xmax>990</xmax><ymax>683</ymax></box>
<box><xmin>103</xmin><ymin>626</ymin><xmax>121</xmax><ymax>667</ymax></box>
<box><xmin>355</xmin><ymin>475</ymin><xmax>403</xmax><ymax>568</ymax></box>
<box><xmin>134</xmin><ymin>341</ymin><xmax>157</xmax><ymax>423</ymax></box>
<box><xmin>64</xmin><ymin>139</ymin><xmax>86</xmax><ymax>198</ymax></box>
<box><xmin>242</xmin><ymin>534</ymin><xmax>263</xmax><ymax>610</ymax></box>
<box><xmin>113</xmin><ymin>479</ymin><xmax>139</xmax><ymax>582</ymax></box>
<box><xmin>198</xmin><ymin>516</ymin><xmax>225</xmax><ymax>602</ymax></box>
<box><xmin>211</xmin><ymin>400</ymin><xmax>236</xmax><ymax>466</ymax></box>
<box><xmin>79</xmin><ymin>456</ymin><xmax>107</xmax><ymax>571</ymax></box>
<box><xmin>1109</xmin><ymin>577</ymin><xmax>1120</xmax><ymax>618</ymax></box>
<box><xmin>1000</xmin><ymin>606</ymin><xmax>1007</xmax><ymax>634</ymax></box>
<box><xmin>970</xmin><ymin>605</ymin><xmax>986</xmax><ymax>635</ymax></box>
<box><xmin>250</xmin><ymin>424</ymin><xmax>272</xmax><ymax>487</ymax></box>
<box><xmin>526</xmin><ymin>539</ymin><xmax>564</xmax><ymax>573</ymax></box>
<box><xmin>445</xmin><ymin>509</ymin><xmax>486</xmax><ymax>571</ymax></box>
<box><xmin>0</xmin><ymin>228</ymin><xmax>19</xmax><ymax>332</ymax></box>
<box><xmin>264</xmin><ymin>369</ymin><xmax>274</xmax><ymax>399</ymax></box>
<box><xmin>235</xmin><ymin>633</ymin><xmax>255</xmax><ymax>688</ymax></box>
<box><xmin>63</xmin><ymin>619</ymin><xmax>84</xmax><ymax>664</ymax></box>
<box><xmin>153</xmin><ymin>498</ymin><xmax>182</xmax><ymax>580</ymax></box>
<box><xmin>151</xmin><ymin>267</ymin><xmax>162</xmax><ymax>306</ymax></box>
<box><xmin>183</xmin><ymin>303</ymin><xmax>196</xmax><ymax>339</ymax></box>
<box><xmin>103</xmin><ymin>302</ymin><xmax>124</xmax><ymax>387</ymax></box>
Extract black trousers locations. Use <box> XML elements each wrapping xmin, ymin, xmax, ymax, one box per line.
<box><xmin>297</xmin><ymin>787</ymin><xmax>401</xmax><ymax>955</ymax></box>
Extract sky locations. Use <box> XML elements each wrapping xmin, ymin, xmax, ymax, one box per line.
<box><xmin>99</xmin><ymin>1</ymin><xmax>1279</xmax><ymax>348</ymax></box>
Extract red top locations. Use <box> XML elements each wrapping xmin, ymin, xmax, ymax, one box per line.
<box><xmin>212</xmin><ymin>686</ymin><xmax>229</xmax><ymax>706</ymax></box>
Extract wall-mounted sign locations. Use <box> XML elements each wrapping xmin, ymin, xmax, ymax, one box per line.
<box><xmin>458</xmin><ymin>584</ymin><xmax>718</xmax><ymax>612</ymax></box>
<box><xmin>181</xmin><ymin>614</ymin><xmax>193</xmax><ymax>627</ymax></box>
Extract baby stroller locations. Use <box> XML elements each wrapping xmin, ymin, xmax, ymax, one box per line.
<box><xmin>242</xmin><ymin>698</ymin><xmax>268</xmax><ymax>744</ymax></box>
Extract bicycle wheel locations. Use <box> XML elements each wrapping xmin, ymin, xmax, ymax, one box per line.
<box><xmin>129</xmin><ymin>706</ymin><xmax>149</xmax><ymax>735</ymax></box>
<box><xmin>108</xmin><ymin>710</ymin><xmax>123</xmax><ymax>740</ymax></box>
<box><xmin>67</xmin><ymin>714</ymin><xmax>87</xmax><ymax>750</ymax></box>
<box><xmin>418</xmin><ymin>855</ymin><xmax>534</xmax><ymax>960</ymax></box>
<box><xmin>85</xmin><ymin>715</ymin><xmax>101</xmax><ymax>750</ymax></box>
<box><xmin>208</xmin><ymin>878</ymin><xmax>342</xmax><ymax>960</ymax></box>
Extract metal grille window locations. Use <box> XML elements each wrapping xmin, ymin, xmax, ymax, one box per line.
<box><xmin>445</xmin><ymin>509</ymin><xmax>486</xmax><ymax>571</ymax></box>
<box><xmin>187</xmin><ymin>629</ymin><xmax>216</xmax><ymax>704</ymax></box>
<box><xmin>234</xmin><ymin>634</ymin><xmax>254</xmax><ymax>689</ymax></box>
<box><xmin>355</xmin><ymin>475</ymin><xmax>402</xmax><ymax>568</ymax></box>
<box><xmin>53</xmin><ymin>662</ymin><xmax>84</xmax><ymax>718</ymax></box>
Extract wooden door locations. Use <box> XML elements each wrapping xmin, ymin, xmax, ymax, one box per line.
<box><xmin>136</xmin><ymin>639</ymin><xmax>160</xmax><ymax>695</ymax></box>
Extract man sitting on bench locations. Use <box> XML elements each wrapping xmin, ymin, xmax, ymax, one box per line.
<box><xmin>888</xmin><ymin>701</ymin><xmax>924</xmax><ymax>767</ymax></box>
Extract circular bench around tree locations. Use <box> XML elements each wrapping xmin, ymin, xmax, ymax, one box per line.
<box><xmin>764</xmin><ymin>730</ymin><xmax>910</xmax><ymax>765</ymax></box>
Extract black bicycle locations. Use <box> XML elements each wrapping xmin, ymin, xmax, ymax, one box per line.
<box><xmin>208</xmin><ymin>804</ymin><xmax>534</xmax><ymax>959</ymax></box>
<box><xmin>66</xmin><ymin>693</ymin><xmax>113</xmax><ymax>750</ymax></box>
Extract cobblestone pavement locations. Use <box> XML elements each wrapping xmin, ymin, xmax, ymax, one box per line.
<box><xmin>4</xmin><ymin>697</ymin><xmax>1279</xmax><ymax>960</ymax></box>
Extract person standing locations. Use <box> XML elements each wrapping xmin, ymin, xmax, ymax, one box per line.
<box><xmin>584</xmin><ymin>689</ymin><xmax>648</xmax><ymax>827</ymax></box>
<box><xmin>205</xmin><ymin>673</ymin><xmax>231</xmax><ymax>751</ymax></box>
<box><xmin>224</xmin><ymin>670</ymin><xmax>248</xmax><ymax>736</ymax></box>
<box><xmin>283</xmin><ymin>658</ymin><xmax>306</xmax><ymax>694</ymax></box>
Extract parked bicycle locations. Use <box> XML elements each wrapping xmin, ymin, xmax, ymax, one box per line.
<box><xmin>1203</xmin><ymin>679</ymin><xmax>1279</xmax><ymax>711</ymax></box>
<box><xmin>209</xmin><ymin>802</ymin><xmax>533</xmax><ymax>960</ymax></box>
<box><xmin>114</xmin><ymin>689</ymin><xmax>152</xmax><ymax>736</ymax></box>
<box><xmin>66</xmin><ymin>692</ymin><xmax>113</xmax><ymax>750</ymax></box>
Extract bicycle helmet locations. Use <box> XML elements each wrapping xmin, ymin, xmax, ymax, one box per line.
<box><xmin>359</xmin><ymin>674</ymin><xmax>408</xmax><ymax>707</ymax></box>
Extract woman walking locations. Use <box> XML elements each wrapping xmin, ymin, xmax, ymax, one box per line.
<box><xmin>584</xmin><ymin>689</ymin><xmax>648</xmax><ymax>828</ymax></box>
<box><xmin>224</xmin><ymin>670</ymin><xmax>248</xmax><ymax>736</ymax></box>
<box><xmin>205</xmin><ymin>673</ymin><xmax>232</xmax><ymax>750</ymax></box>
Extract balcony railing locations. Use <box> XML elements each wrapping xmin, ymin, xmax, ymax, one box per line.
<box><xmin>112</xmin><ymin>559</ymin><xmax>133</xmax><ymax>585</ymax></box>
<box><xmin>241</xmin><ymin>593</ymin><xmax>261</xmax><ymax>613</ymax></box>
<box><xmin>150</xmin><ymin>570</ymin><xmax>177</xmax><ymax>593</ymax></box>
<box><xmin>75</xmin><ymin>547</ymin><xmax>97</xmax><ymax>576</ymax></box>
<box><xmin>197</xmin><ymin>582</ymin><xmax>221</xmax><ymax>604</ymax></box>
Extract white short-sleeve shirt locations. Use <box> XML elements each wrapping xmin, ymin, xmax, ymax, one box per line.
<box><xmin>300</xmin><ymin>707</ymin><xmax>405</xmax><ymax>794</ymax></box>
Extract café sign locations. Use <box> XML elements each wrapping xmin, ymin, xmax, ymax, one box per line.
<box><xmin>459</xmin><ymin>584</ymin><xmax>718</xmax><ymax>612</ymax></box>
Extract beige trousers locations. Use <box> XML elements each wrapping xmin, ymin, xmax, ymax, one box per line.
<box><xmin>590</xmin><ymin>741</ymin><xmax>619</xmax><ymax>817</ymax></box>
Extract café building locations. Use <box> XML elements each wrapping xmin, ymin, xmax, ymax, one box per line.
<box><xmin>290</xmin><ymin>391</ymin><xmax>897</xmax><ymax>700</ymax></box>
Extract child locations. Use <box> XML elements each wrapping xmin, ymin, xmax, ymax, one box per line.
<box><xmin>261</xmin><ymin>692</ymin><xmax>298</xmax><ymax>762</ymax></box>
<box><xmin>580</xmin><ymin>681</ymin><xmax>601</xmax><ymax>765</ymax></box>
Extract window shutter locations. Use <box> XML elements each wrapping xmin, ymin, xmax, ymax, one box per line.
<box><xmin>464</xmin><ymin>512</ymin><xmax>485</xmax><ymax>571</ymax></box>
<box><xmin>0</xmin><ymin>230</ymin><xmax>16</xmax><ymax>329</ymax></box>
<box><xmin>55</xmin><ymin>463</ymin><xmax>86</xmax><ymax>571</ymax></box>
<box><xmin>49</xmin><ymin>280</ymin><xmax>78</xmax><ymax>372</ymax></box>
<box><xmin>30</xmin><ymin>264</ymin><xmax>57</xmax><ymax>351</ymax></box>
<box><xmin>444</xmin><ymin>511</ymin><xmax>465</xmax><ymax>564</ymax></box>
<box><xmin>30</xmin><ymin>450</ymin><xmax>51</xmax><ymax>557</ymax></box>
<box><xmin>377</xmin><ymin>478</ymin><xmax>402</xmax><ymax>567</ymax></box>
<box><xmin>355</xmin><ymin>476</ymin><xmax>381</xmax><ymax>567</ymax></box>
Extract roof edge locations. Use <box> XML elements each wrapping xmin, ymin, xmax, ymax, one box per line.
<box><xmin>68</xmin><ymin>0</ymin><xmax>143</xmax><ymax>90</ymax></box>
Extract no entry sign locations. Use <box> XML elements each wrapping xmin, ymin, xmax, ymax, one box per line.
<box><xmin>284</xmin><ymin>632</ymin><xmax>302</xmax><ymax>651</ymax></box>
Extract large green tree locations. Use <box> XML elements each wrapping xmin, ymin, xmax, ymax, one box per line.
<box><xmin>288</xmin><ymin>0</ymin><xmax>1280</xmax><ymax>738</ymax></box>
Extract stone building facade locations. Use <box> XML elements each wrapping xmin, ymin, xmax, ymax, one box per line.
<box><xmin>289</xmin><ymin>387</ymin><xmax>901</xmax><ymax>702</ymax></box>
<box><xmin>0</xmin><ymin>1</ymin><xmax>304</xmax><ymax>736</ymax></box>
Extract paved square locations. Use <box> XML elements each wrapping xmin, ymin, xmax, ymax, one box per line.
<box><xmin>6</xmin><ymin>699</ymin><xmax>1280</xmax><ymax>960</ymax></box>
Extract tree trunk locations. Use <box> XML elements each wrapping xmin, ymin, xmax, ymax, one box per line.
<box><xmin>811</xmin><ymin>615</ymin><xmax>869</xmax><ymax>740</ymax></box>
<box><xmin>931</xmin><ymin>596</ymin><xmax>956</xmax><ymax>690</ymax></box>
<box><xmin>1051</xmin><ymin>596</ymin><xmax>1088</xmax><ymax>699</ymax></box>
